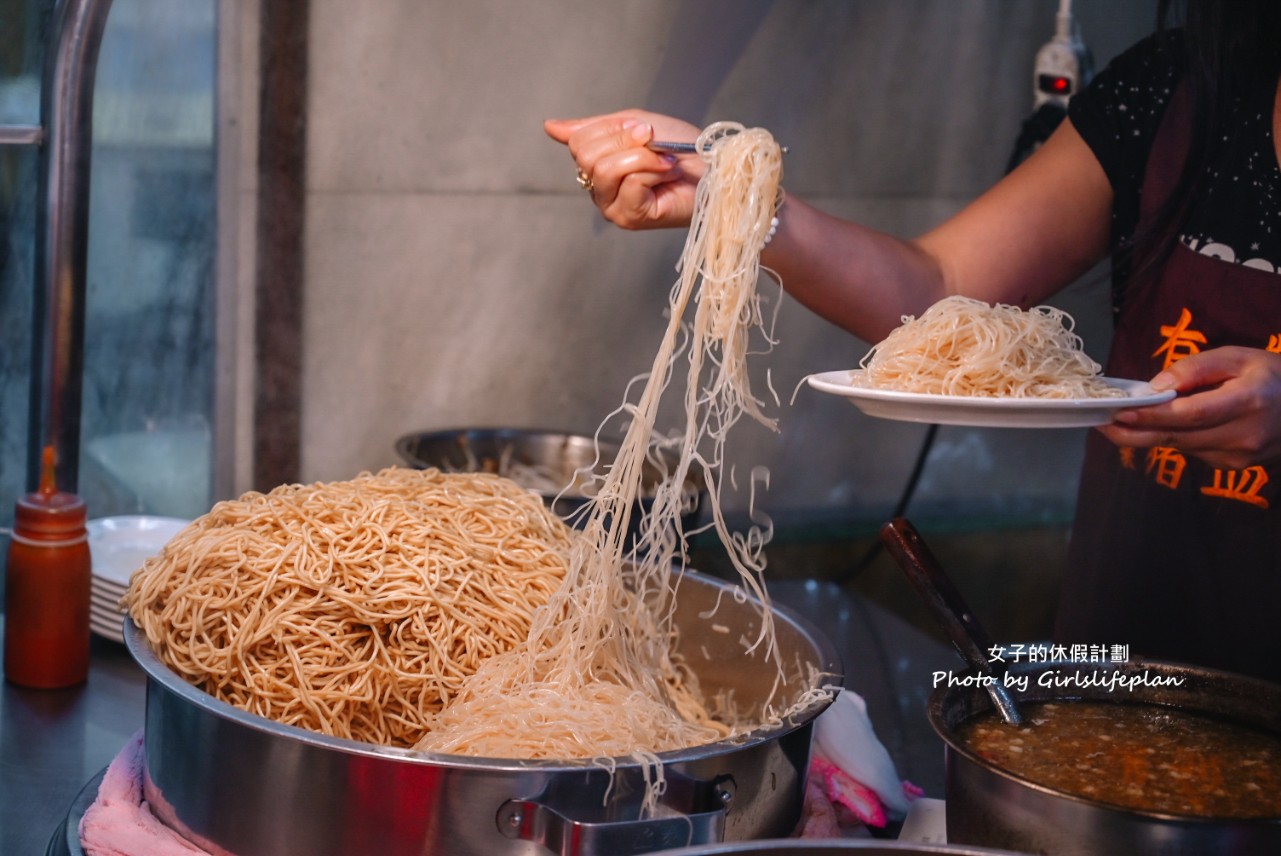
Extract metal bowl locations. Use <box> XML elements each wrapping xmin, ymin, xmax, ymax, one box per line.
<box><xmin>394</xmin><ymin>427</ymin><xmax>704</xmax><ymax>531</ymax></box>
<box><xmin>127</xmin><ymin>569</ymin><xmax>840</xmax><ymax>856</ymax></box>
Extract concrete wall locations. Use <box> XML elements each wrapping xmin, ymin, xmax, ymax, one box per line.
<box><xmin>289</xmin><ymin>0</ymin><xmax>1158</xmax><ymax>539</ymax></box>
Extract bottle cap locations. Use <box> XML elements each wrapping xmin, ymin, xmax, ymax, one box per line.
<box><xmin>14</xmin><ymin>446</ymin><xmax>87</xmax><ymax>535</ymax></box>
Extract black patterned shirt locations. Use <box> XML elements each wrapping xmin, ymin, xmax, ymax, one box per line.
<box><xmin>1069</xmin><ymin>31</ymin><xmax>1281</xmax><ymax>279</ymax></box>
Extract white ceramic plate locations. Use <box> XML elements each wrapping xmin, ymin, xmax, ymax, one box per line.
<box><xmin>806</xmin><ymin>370</ymin><xmax>1176</xmax><ymax>429</ymax></box>
<box><xmin>90</xmin><ymin>609</ymin><xmax>125</xmax><ymax>631</ymax></box>
<box><xmin>87</xmin><ymin>515</ymin><xmax>190</xmax><ymax>587</ymax></box>
<box><xmin>91</xmin><ymin>579</ymin><xmax>128</xmax><ymax>598</ymax></box>
<box><xmin>90</xmin><ymin>596</ymin><xmax>123</xmax><ymax>614</ymax></box>
<box><xmin>91</xmin><ymin>573</ymin><xmax>128</xmax><ymax>590</ymax></box>
<box><xmin>90</xmin><ymin>589</ymin><xmax>125</xmax><ymax>609</ymax></box>
<box><xmin>89</xmin><ymin>590</ymin><xmax>124</xmax><ymax>609</ymax></box>
<box><xmin>90</xmin><ymin>618</ymin><xmax>125</xmax><ymax>643</ymax></box>
<box><xmin>90</xmin><ymin>612</ymin><xmax>121</xmax><ymax>626</ymax></box>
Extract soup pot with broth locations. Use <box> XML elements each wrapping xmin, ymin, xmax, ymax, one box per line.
<box><xmin>929</xmin><ymin>655</ymin><xmax>1281</xmax><ymax>855</ymax></box>
<box><xmin>126</xmin><ymin>569</ymin><xmax>838</xmax><ymax>856</ymax></box>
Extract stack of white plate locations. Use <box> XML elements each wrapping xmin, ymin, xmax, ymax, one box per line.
<box><xmin>87</xmin><ymin>515</ymin><xmax>190</xmax><ymax>643</ymax></box>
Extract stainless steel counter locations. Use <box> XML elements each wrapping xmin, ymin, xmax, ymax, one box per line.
<box><xmin>0</xmin><ymin>620</ymin><xmax>146</xmax><ymax>855</ymax></box>
<box><xmin>0</xmin><ymin>581</ymin><xmax>953</xmax><ymax>854</ymax></box>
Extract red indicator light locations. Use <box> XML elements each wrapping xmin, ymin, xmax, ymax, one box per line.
<box><xmin>1038</xmin><ymin>73</ymin><xmax>1073</xmax><ymax>95</ymax></box>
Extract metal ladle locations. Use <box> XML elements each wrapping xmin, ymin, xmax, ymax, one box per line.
<box><xmin>880</xmin><ymin>517</ymin><xmax>1025</xmax><ymax>726</ymax></box>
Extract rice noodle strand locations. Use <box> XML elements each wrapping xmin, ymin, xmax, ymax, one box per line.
<box><xmin>858</xmin><ymin>295</ymin><xmax>1123</xmax><ymax>399</ymax></box>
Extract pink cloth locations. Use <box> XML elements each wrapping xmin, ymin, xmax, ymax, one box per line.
<box><xmin>78</xmin><ymin>731</ymin><xmax>210</xmax><ymax>856</ymax></box>
<box><xmin>808</xmin><ymin>754</ymin><xmax>923</xmax><ymax>830</ymax></box>
<box><xmin>797</xmin><ymin>775</ymin><xmax>844</xmax><ymax>838</ymax></box>
<box><xmin>797</xmin><ymin>689</ymin><xmax>925</xmax><ymax>837</ymax></box>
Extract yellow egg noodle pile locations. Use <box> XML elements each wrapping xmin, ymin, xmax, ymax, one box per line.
<box><xmin>125</xmin><ymin>468</ymin><xmax>572</xmax><ymax>746</ymax></box>
<box><xmin>858</xmin><ymin>295</ymin><xmax>1124</xmax><ymax>399</ymax></box>
<box><xmin>125</xmin><ymin>122</ymin><xmax>815</xmax><ymax>766</ymax></box>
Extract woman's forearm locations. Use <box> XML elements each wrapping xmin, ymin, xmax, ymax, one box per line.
<box><xmin>547</xmin><ymin>113</ymin><xmax>1113</xmax><ymax>342</ymax></box>
<box><xmin>760</xmin><ymin>122</ymin><xmax>1113</xmax><ymax>343</ymax></box>
<box><xmin>760</xmin><ymin>197</ymin><xmax>949</xmax><ymax>342</ymax></box>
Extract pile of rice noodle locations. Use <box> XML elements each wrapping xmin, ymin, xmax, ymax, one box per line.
<box><xmin>125</xmin><ymin>121</ymin><xmax>818</xmax><ymax>775</ymax></box>
<box><xmin>857</xmin><ymin>295</ymin><xmax>1123</xmax><ymax>399</ymax></box>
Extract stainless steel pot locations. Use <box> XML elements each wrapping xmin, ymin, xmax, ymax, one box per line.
<box><xmin>929</xmin><ymin>656</ymin><xmax>1281</xmax><ymax>855</ymax></box>
<box><xmin>126</xmin><ymin>570</ymin><xmax>840</xmax><ymax>856</ymax></box>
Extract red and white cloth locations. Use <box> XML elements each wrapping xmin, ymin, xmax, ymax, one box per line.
<box><xmin>799</xmin><ymin>690</ymin><xmax>923</xmax><ymax>837</ymax></box>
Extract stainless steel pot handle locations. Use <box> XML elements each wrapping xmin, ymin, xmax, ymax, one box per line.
<box><xmin>496</xmin><ymin>787</ymin><xmax>732</xmax><ymax>856</ymax></box>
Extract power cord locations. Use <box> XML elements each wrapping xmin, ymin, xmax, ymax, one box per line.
<box><xmin>1009</xmin><ymin>0</ymin><xmax>1092</xmax><ymax>169</ymax></box>
<box><xmin>837</xmin><ymin>423</ymin><xmax>937</xmax><ymax>582</ymax></box>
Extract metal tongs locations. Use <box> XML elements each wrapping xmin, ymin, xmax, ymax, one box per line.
<box><xmin>880</xmin><ymin>517</ymin><xmax>1026</xmax><ymax>726</ymax></box>
<box><xmin>647</xmin><ymin>140</ymin><xmax>700</xmax><ymax>154</ymax></box>
<box><xmin>647</xmin><ymin>139</ymin><xmax>790</xmax><ymax>155</ymax></box>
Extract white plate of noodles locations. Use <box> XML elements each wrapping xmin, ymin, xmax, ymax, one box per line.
<box><xmin>807</xmin><ymin>370</ymin><xmax>1175</xmax><ymax>428</ymax></box>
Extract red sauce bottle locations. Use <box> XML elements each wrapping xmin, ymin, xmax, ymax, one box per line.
<box><xmin>3</xmin><ymin>447</ymin><xmax>91</xmax><ymax>688</ymax></box>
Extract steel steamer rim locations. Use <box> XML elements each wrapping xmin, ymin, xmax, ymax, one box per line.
<box><xmin>125</xmin><ymin>607</ymin><xmax>838</xmax><ymax>772</ymax></box>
